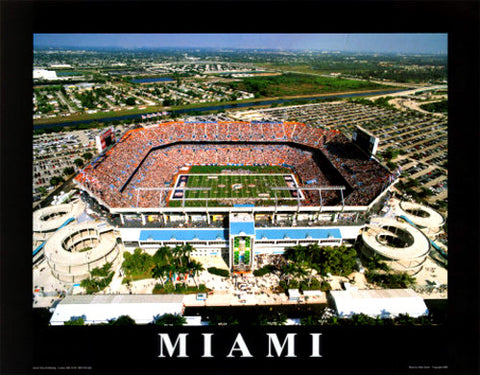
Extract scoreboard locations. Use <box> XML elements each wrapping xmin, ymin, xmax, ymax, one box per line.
<box><xmin>95</xmin><ymin>127</ymin><xmax>115</xmax><ymax>153</ymax></box>
<box><xmin>352</xmin><ymin>126</ymin><xmax>379</xmax><ymax>156</ymax></box>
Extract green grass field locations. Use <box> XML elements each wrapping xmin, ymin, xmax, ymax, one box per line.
<box><xmin>167</xmin><ymin>165</ymin><xmax>303</xmax><ymax>207</ymax></box>
<box><xmin>181</xmin><ymin>174</ymin><xmax>293</xmax><ymax>200</ymax></box>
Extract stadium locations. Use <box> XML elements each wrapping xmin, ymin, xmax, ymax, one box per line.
<box><xmin>75</xmin><ymin>121</ymin><xmax>396</xmax><ymax>273</ymax></box>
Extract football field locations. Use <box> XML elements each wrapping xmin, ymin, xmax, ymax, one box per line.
<box><xmin>172</xmin><ymin>173</ymin><xmax>300</xmax><ymax>201</ymax></box>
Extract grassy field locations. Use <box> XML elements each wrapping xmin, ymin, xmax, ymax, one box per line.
<box><xmin>221</xmin><ymin>73</ymin><xmax>388</xmax><ymax>98</ymax></box>
<box><xmin>180</xmin><ymin>174</ymin><xmax>293</xmax><ymax>200</ymax></box>
<box><xmin>167</xmin><ymin>165</ymin><xmax>302</xmax><ymax>207</ymax></box>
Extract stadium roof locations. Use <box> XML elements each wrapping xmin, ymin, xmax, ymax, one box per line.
<box><xmin>255</xmin><ymin>227</ymin><xmax>341</xmax><ymax>240</ymax></box>
<box><xmin>139</xmin><ymin>229</ymin><xmax>228</xmax><ymax>242</ymax></box>
<box><xmin>50</xmin><ymin>294</ymin><xmax>185</xmax><ymax>325</ymax></box>
<box><xmin>330</xmin><ymin>289</ymin><xmax>429</xmax><ymax>318</ymax></box>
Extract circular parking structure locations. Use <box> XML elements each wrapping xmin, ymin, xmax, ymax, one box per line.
<box><xmin>43</xmin><ymin>222</ymin><xmax>121</xmax><ymax>283</ymax></box>
<box><xmin>397</xmin><ymin>201</ymin><xmax>445</xmax><ymax>236</ymax></box>
<box><xmin>361</xmin><ymin>217</ymin><xmax>430</xmax><ymax>275</ymax></box>
<box><xmin>33</xmin><ymin>201</ymin><xmax>85</xmax><ymax>232</ymax></box>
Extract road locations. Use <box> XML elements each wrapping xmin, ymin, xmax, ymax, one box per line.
<box><xmin>396</xmin><ymin>98</ymin><xmax>446</xmax><ymax>117</ymax></box>
<box><xmin>56</xmin><ymin>91</ymin><xmax>75</xmax><ymax>113</ymax></box>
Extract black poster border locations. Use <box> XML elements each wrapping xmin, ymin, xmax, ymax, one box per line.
<box><xmin>1</xmin><ymin>1</ymin><xmax>478</xmax><ymax>374</ymax></box>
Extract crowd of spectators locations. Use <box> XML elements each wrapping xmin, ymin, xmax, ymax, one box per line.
<box><xmin>321</xmin><ymin>133</ymin><xmax>391</xmax><ymax>206</ymax></box>
<box><xmin>76</xmin><ymin>121</ymin><xmax>391</xmax><ymax>209</ymax></box>
<box><xmin>255</xmin><ymin>254</ymin><xmax>287</xmax><ymax>269</ymax></box>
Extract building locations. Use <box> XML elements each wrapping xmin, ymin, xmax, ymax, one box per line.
<box><xmin>33</xmin><ymin>69</ymin><xmax>58</xmax><ymax>80</ymax></box>
<box><xmin>43</xmin><ymin>222</ymin><xmax>121</xmax><ymax>282</ymax></box>
<box><xmin>359</xmin><ymin>217</ymin><xmax>431</xmax><ymax>275</ymax></box>
<box><xmin>330</xmin><ymin>288</ymin><xmax>429</xmax><ymax>318</ymax></box>
<box><xmin>49</xmin><ymin>294</ymin><xmax>185</xmax><ymax>325</ymax></box>
<box><xmin>74</xmin><ymin>121</ymin><xmax>398</xmax><ymax>272</ymax></box>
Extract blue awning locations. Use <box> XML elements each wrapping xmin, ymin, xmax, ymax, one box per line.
<box><xmin>230</xmin><ymin>221</ymin><xmax>255</xmax><ymax>236</ymax></box>
<box><xmin>139</xmin><ymin>229</ymin><xmax>228</xmax><ymax>242</ymax></box>
<box><xmin>254</xmin><ymin>227</ymin><xmax>342</xmax><ymax>240</ymax></box>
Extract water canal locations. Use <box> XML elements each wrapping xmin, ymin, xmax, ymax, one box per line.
<box><xmin>34</xmin><ymin>88</ymin><xmax>408</xmax><ymax>130</ymax></box>
<box><xmin>130</xmin><ymin>77</ymin><xmax>175</xmax><ymax>83</ymax></box>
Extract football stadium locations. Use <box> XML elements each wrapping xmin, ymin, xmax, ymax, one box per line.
<box><xmin>75</xmin><ymin>121</ymin><xmax>397</xmax><ymax>273</ymax></box>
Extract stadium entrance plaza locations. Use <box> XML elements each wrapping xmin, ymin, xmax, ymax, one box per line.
<box><xmin>33</xmin><ymin>241</ymin><xmax>447</xmax><ymax>310</ymax></box>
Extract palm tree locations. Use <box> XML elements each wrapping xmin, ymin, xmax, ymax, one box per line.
<box><xmin>183</xmin><ymin>243</ymin><xmax>194</xmax><ymax>260</ymax></box>
<box><xmin>285</xmin><ymin>244</ymin><xmax>306</xmax><ymax>263</ymax></box>
<box><xmin>281</xmin><ymin>263</ymin><xmax>298</xmax><ymax>286</ymax></box>
<box><xmin>189</xmin><ymin>259</ymin><xmax>204</xmax><ymax>287</ymax></box>
<box><xmin>153</xmin><ymin>246</ymin><xmax>172</xmax><ymax>266</ymax></box>
<box><xmin>152</xmin><ymin>264</ymin><xmax>167</xmax><ymax>287</ymax></box>
<box><xmin>172</xmin><ymin>245</ymin><xmax>184</xmax><ymax>266</ymax></box>
<box><xmin>177</xmin><ymin>264</ymin><xmax>189</xmax><ymax>287</ymax></box>
<box><xmin>293</xmin><ymin>263</ymin><xmax>308</xmax><ymax>284</ymax></box>
<box><xmin>165</xmin><ymin>263</ymin><xmax>177</xmax><ymax>288</ymax></box>
<box><xmin>299</xmin><ymin>244</ymin><xmax>319</xmax><ymax>286</ymax></box>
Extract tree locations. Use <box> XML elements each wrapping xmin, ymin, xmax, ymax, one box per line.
<box><xmin>125</xmin><ymin>97</ymin><xmax>136</xmax><ymax>106</ymax></box>
<box><xmin>81</xmin><ymin>263</ymin><xmax>114</xmax><ymax>294</ymax></box>
<box><xmin>151</xmin><ymin>265</ymin><xmax>167</xmax><ymax>287</ymax></box>
<box><xmin>74</xmin><ymin>158</ymin><xmax>84</xmax><ymax>167</ymax></box>
<box><xmin>207</xmin><ymin>267</ymin><xmax>229</xmax><ymax>277</ymax></box>
<box><xmin>108</xmin><ymin>315</ymin><xmax>136</xmax><ymax>326</ymax></box>
<box><xmin>281</xmin><ymin>263</ymin><xmax>298</xmax><ymax>286</ymax></box>
<box><xmin>395</xmin><ymin>314</ymin><xmax>415</xmax><ymax>326</ymax></box>
<box><xmin>350</xmin><ymin>313</ymin><xmax>376</xmax><ymax>326</ymax></box>
<box><xmin>325</xmin><ymin>316</ymin><xmax>340</xmax><ymax>326</ymax></box>
<box><xmin>254</xmin><ymin>312</ymin><xmax>287</xmax><ymax>326</ymax></box>
<box><xmin>364</xmin><ymin>253</ymin><xmax>390</xmax><ymax>272</ymax></box>
<box><xmin>188</xmin><ymin>259</ymin><xmax>204</xmax><ymax>287</ymax></box>
<box><xmin>183</xmin><ymin>243</ymin><xmax>194</xmax><ymax>260</ymax></box>
<box><xmin>300</xmin><ymin>315</ymin><xmax>321</xmax><ymax>326</ymax></box>
<box><xmin>122</xmin><ymin>248</ymin><xmax>154</xmax><ymax>276</ymax></box>
<box><xmin>172</xmin><ymin>245</ymin><xmax>184</xmax><ymax>266</ymax></box>
<box><xmin>152</xmin><ymin>313</ymin><xmax>186</xmax><ymax>326</ymax></box>
<box><xmin>304</xmin><ymin>244</ymin><xmax>319</xmax><ymax>286</ymax></box>
<box><xmin>165</xmin><ymin>263</ymin><xmax>178</xmax><ymax>287</ymax></box>
<box><xmin>63</xmin><ymin>166</ymin><xmax>75</xmax><ymax>176</ymax></box>
<box><xmin>177</xmin><ymin>264</ymin><xmax>189</xmax><ymax>287</ymax></box>
<box><xmin>90</xmin><ymin>262</ymin><xmax>112</xmax><ymax>278</ymax></box>
<box><xmin>153</xmin><ymin>246</ymin><xmax>172</xmax><ymax>266</ymax></box>
<box><xmin>82</xmin><ymin>152</ymin><xmax>93</xmax><ymax>160</ymax></box>
<box><xmin>49</xmin><ymin>176</ymin><xmax>65</xmax><ymax>187</ymax></box>
<box><xmin>382</xmin><ymin>147</ymin><xmax>399</xmax><ymax>161</ymax></box>
<box><xmin>38</xmin><ymin>186</ymin><xmax>47</xmax><ymax>196</ymax></box>
<box><xmin>64</xmin><ymin>315</ymin><xmax>86</xmax><ymax>326</ymax></box>
<box><xmin>208</xmin><ymin>314</ymin><xmax>239</xmax><ymax>326</ymax></box>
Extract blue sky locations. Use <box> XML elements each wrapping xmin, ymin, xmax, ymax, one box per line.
<box><xmin>34</xmin><ymin>33</ymin><xmax>447</xmax><ymax>54</ymax></box>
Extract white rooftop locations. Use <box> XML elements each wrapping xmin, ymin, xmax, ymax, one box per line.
<box><xmin>50</xmin><ymin>294</ymin><xmax>185</xmax><ymax>325</ymax></box>
<box><xmin>330</xmin><ymin>288</ymin><xmax>428</xmax><ymax>318</ymax></box>
<box><xmin>288</xmin><ymin>289</ymin><xmax>301</xmax><ymax>298</ymax></box>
